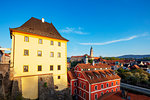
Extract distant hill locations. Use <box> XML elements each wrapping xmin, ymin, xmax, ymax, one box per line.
<box><xmin>118</xmin><ymin>55</ymin><xmax>150</xmax><ymax>59</ymax></box>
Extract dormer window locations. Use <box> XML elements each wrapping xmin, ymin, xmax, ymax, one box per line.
<box><xmin>99</xmin><ymin>72</ymin><xmax>106</xmax><ymax>77</ymax></box>
<box><xmin>105</xmin><ymin>71</ymin><xmax>111</xmax><ymax>76</ymax></box>
<box><xmin>87</xmin><ymin>74</ymin><xmax>94</xmax><ymax>79</ymax></box>
<box><xmin>93</xmin><ymin>72</ymin><xmax>101</xmax><ymax>78</ymax></box>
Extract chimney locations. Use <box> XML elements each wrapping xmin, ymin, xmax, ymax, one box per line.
<box><xmin>42</xmin><ymin>18</ymin><xmax>45</xmax><ymax>23</ymax></box>
<box><xmin>92</xmin><ymin>60</ymin><xmax>95</xmax><ymax>66</ymax></box>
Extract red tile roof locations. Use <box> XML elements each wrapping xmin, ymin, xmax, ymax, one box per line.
<box><xmin>131</xmin><ymin>65</ymin><xmax>140</xmax><ymax>69</ymax></box>
<box><xmin>77</xmin><ymin>63</ymin><xmax>111</xmax><ymax>69</ymax></box>
<box><xmin>10</xmin><ymin>17</ymin><xmax>68</xmax><ymax>41</ymax></box>
<box><xmin>101</xmin><ymin>91</ymin><xmax>150</xmax><ymax>100</ymax></box>
<box><xmin>82</xmin><ymin>69</ymin><xmax>120</xmax><ymax>84</ymax></box>
<box><xmin>5</xmin><ymin>53</ymin><xmax>10</xmax><ymax>56</ymax></box>
<box><xmin>68</xmin><ymin>71</ymin><xmax>77</xmax><ymax>80</ymax></box>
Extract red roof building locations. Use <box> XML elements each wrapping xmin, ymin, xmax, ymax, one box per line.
<box><xmin>68</xmin><ymin>63</ymin><xmax>121</xmax><ymax>100</ymax></box>
<box><xmin>100</xmin><ymin>91</ymin><xmax>150</xmax><ymax>100</ymax></box>
<box><xmin>130</xmin><ymin>65</ymin><xmax>140</xmax><ymax>69</ymax></box>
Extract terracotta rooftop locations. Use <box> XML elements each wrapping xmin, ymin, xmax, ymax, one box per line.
<box><xmin>68</xmin><ymin>70</ymin><xmax>77</xmax><ymax>80</ymax></box>
<box><xmin>77</xmin><ymin>63</ymin><xmax>111</xmax><ymax>69</ymax></box>
<box><xmin>10</xmin><ymin>17</ymin><xmax>68</xmax><ymax>41</ymax></box>
<box><xmin>82</xmin><ymin>69</ymin><xmax>120</xmax><ymax>84</ymax></box>
<box><xmin>100</xmin><ymin>91</ymin><xmax>150</xmax><ymax>100</ymax></box>
<box><xmin>131</xmin><ymin>65</ymin><xmax>140</xmax><ymax>69</ymax></box>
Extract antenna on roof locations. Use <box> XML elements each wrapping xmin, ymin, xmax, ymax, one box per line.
<box><xmin>42</xmin><ymin>18</ymin><xmax>45</xmax><ymax>23</ymax></box>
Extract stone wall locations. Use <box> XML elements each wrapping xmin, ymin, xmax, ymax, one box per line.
<box><xmin>0</xmin><ymin>64</ymin><xmax>11</xmax><ymax>100</ymax></box>
<box><xmin>38</xmin><ymin>75</ymin><xmax>54</xmax><ymax>100</ymax></box>
<box><xmin>0</xmin><ymin>64</ymin><xmax>10</xmax><ymax>76</ymax></box>
<box><xmin>11</xmin><ymin>77</ymin><xmax>22</xmax><ymax>100</ymax></box>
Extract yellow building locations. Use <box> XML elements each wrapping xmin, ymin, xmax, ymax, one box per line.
<box><xmin>9</xmin><ymin>17</ymin><xmax>68</xmax><ymax>99</ymax></box>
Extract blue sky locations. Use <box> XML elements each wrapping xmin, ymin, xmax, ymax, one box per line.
<box><xmin>0</xmin><ymin>0</ymin><xmax>150</xmax><ymax>57</ymax></box>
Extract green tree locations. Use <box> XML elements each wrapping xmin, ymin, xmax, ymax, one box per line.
<box><xmin>140</xmin><ymin>73</ymin><xmax>149</xmax><ymax>82</ymax></box>
<box><xmin>133</xmin><ymin>72</ymin><xmax>140</xmax><ymax>84</ymax></box>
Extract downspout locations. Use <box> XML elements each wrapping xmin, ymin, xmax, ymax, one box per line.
<box><xmin>10</xmin><ymin>33</ymin><xmax>15</xmax><ymax>80</ymax></box>
<box><xmin>89</xmin><ymin>84</ymin><xmax>91</xmax><ymax>100</ymax></box>
<box><xmin>70</xmin><ymin>80</ymin><xmax>72</xmax><ymax>95</ymax></box>
<box><xmin>13</xmin><ymin>34</ymin><xmax>15</xmax><ymax>68</ymax></box>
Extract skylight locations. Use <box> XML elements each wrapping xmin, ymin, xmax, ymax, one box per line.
<box><xmin>99</xmin><ymin>72</ymin><xmax>106</xmax><ymax>77</ymax></box>
<box><xmin>93</xmin><ymin>72</ymin><xmax>101</xmax><ymax>78</ymax></box>
<box><xmin>104</xmin><ymin>71</ymin><xmax>111</xmax><ymax>76</ymax></box>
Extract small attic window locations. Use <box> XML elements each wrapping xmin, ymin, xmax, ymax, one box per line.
<box><xmin>105</xmin><ymin>71</ymin><xmax>111</xmax><ymax>76</ymax></box>
<box><xmin>87</xmin><ymin>74</ymin><xmax>94</xmax><ymax>79</ymax></box>
<box><xmin>110</xmin><ymin>71</ymin><xmax>116</xmax><ymax>75</ymax></box>
<box><xmin>99</xmin><ymin>72</ymin><xmax>106</xmax><ymax>77</ymax></box>
<box><xmin>93</xmin><ymin>72</ymin><xmax>101</xmax><ymax>78</ymax></box>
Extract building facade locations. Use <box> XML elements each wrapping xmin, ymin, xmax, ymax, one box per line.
<box><xmin>10</xmin><ymin>17</ymin><xmax>68</xmax><ymax>99</ymax></box>
<box><xmin>68</xmin><ymin>62</ymin><xmax>121</xmax><ymax>100</ymax></box>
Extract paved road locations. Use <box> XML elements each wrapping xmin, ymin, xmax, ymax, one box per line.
<box><xmin>121</xmin><ymin>83</ymin><xmax>150</xmax><ymax>95</ymax></box>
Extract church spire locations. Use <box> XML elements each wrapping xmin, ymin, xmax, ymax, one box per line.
<box><xmin>90</xmin><ymin>46</ymin><xmax>93</xmax><ymax>57</ymax></box>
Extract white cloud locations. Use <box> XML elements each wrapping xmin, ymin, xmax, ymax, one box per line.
<box><xmin>80</xmin><ymin>33</ymin><xmax>149</xmax><ymax>45</ymax></box>
<box><xmin>60</xmin><ymin>27</ymin><xmax>88</xmax><ymax>35</ymax></box>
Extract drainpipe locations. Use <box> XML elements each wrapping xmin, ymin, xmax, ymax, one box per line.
<box><xmin>89</xmin><ymin>84</ymin><xmax>91</xmax><ymax>100</ymax></box>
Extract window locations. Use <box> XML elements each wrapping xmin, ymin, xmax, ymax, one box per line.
<box><xmin>58</xmin><ymin>42</ymin><xmax>61</xmax><ymax>46</ymax></box>
<box><xmin>24</xmin><ymin>50</ymin><xmax>29</xmax><ymax>56</ymax></box>
<box><xmin>116</xmin><ymin>88</ymin><xmax>118</xmax><ymax>91</ymax></box>
<box><xmin>50</xmin><ymin>65</ymin><xmax>53</xmax><ymax>71</ymax></box>
<box><xmin>116</xmin><ymin>81</ymin><xmax>118</xmax><ymax>85</ymax></box>
<box><xmin>101</xmin><ymin>84</ymin><xmax>103</xmax><ymax>89</ymax></box>
<box><xmin>80</xmin><ymin>83</ymin><xmax>82</xmax><ymax>87</ymax></box>
<box><xmin>74</xmin><ymin>82</ymin><xmax>77</xmax><ymax>86</ymax></box>
<box><xmin>79</xmin><ymin>73</ymin><xmax>80</xmax><ymax>77</ymax></box>
<box><xmin>111</xmin><ymin>89</ymin><xmax>113</xmax><ymax>92</ymax></box>
<box><xmin>107</xmin><ymin>83</ymin><xmax>109</xmax><ymax>87</ymax></box>
<box><xmin>74</xmin><ymin>89</ymin><xmax>77</xmax><ymax>94</ymax></box>
<box><xmin>24</xmin><ymin>36</ymin><xmax>29</xmax><ymax>42</ymax></box>
<box><xmin>95</xmin><ymin>85</ymin><xmax>98</xmax><ymax>90</ymax></box>
<box><xmin>37</xmin><ymin>51</ymin><xmax>42</xmax><ymax>56</ymax></box>
<box><xmin>101</xmin><ymin>92</ymin><xmax>103</xmax><ymax>96</ymax></box>
<box><xmin>79</xmin><ymin>90</ymin><xmax>82</xmax><ymax>96</ymax></box>
<box><xmin>58</xmin><ymin>76</ymin><xmax>60</xmax><ymax>79</ymax></box>
<box><xmin>50</xmin><ymin>41</ymin><xmax>54</xmax><ymax>45</ymax></box>
<box><xmin>106</xmin><ymin>90</ymin><xmax>109</xmax><ymax>93</ymax></box>
<box><xmin>58</xmin><ymin>52</ymin><xmax>61</xmax><ymax>57</ymax></box>
<box><xmin>58</xmin><ymin>65</ymin><xmax>61</xmax><ymax>70</ymax></box>
<box><xmin>75</xmin><ymin>73</ymin><xmax>77</xmax><ymax>76</ymax></box>
<box><xmin>83</xmin><ymin>93</ymin><xmax>86</xmax><ymax>98</ymax></box>
<box><xmin>84</xmin><ymin>85</ymin><xmax>86</xmax><ymax>89</ymax></box>
<box><xmin>38</xmin><ymin>65</ymin><xmax>42</xmax><ymax>71</ymax></box>
<box><xmin>111</xmin><ymin>82</ymin><xmax>114</xmax><ymax>86</ymax></box>
<box><xmin>23</xmin><ymin>65</ymin><xmax>28</xmax><ymax>72</ymax></box>
<box><xmin>39</xmin><ymin>39</ymin><xmax>43</xmax><ymax>44</ymax></box>
<box><xmin>95</xmin><ymin>94</ymin><xmax>98</xmax><ymax>100</ymax></box>
<box><xmin>50</xmin><ymin>52</ymin><xmax>54</xmax><ymax>57</ymax></box>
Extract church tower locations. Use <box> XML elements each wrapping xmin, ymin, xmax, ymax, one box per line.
<box><xmin>90</xmin><ymin>46</ymin><xmax>93</xmax><ymax>58</ymax></box>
